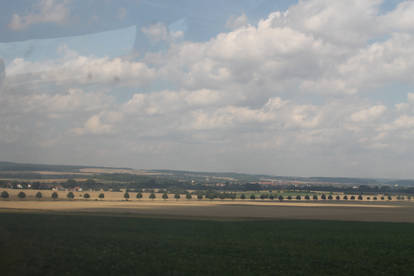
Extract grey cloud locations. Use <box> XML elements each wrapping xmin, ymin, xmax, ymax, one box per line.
<box><xmin>0</xmin><ymin>58</ymin><xmax>4</xmax><ymax>88</ymax></box>
<box><xmin>8</xmin><ymin>0</ymin><xmax>70</xmax><ymax>31</ymax></box>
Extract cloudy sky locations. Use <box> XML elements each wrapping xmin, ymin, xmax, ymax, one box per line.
<box><xmin>1</xmin><ymin>0</ymin><xmax>414</xmax><ymax>178</ymax></box>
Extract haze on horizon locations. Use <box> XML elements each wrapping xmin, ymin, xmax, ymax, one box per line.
<box><xmin>1</xmin><ymin>0</ymin><xmax>414</xmax><ymax>179</ymax></box>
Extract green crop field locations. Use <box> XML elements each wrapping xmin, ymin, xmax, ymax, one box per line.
<box><xmin>1</xmin><ymin>213</ymin><xmax>413</xmax><ymax>275</ymax></box>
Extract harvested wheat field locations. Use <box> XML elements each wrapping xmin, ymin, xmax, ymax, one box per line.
<box><xmin>1</xmin><ymin>196</ymin><xmax>414</xmax><ymax>222</ymax></box>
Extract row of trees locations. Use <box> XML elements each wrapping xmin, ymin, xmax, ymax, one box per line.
<box><xmin>1</xmin><ymin>191</ymin><xmax>59</xmax><ymax>199</ymax></box>
<box><xmin>0</xmin><ymin>191</ymin><xmax>107</xmax><ymax>200</ymax></box>
<box><xmin>127</xmin><ymin>192</ymin><xmax>192</xmax><ymax>200</ymax></box>
<box><xmin>0</xmin><ymin>191</ymin><xmax>229</xmax><ymax>201</ymax></box>
<box><xmin>0</xmin><ymin>191</ymin><xmax>181</xmax><ymax>200</ymax></box>
<box><xmin>1</xmin><ymin>190</ymin><xmax>407</xmax><ymax>201</ymax></box>
<box><xmin>242</xmin><ymin>194</ymin><xmax>398</xmax><ymax>201</ymax></box>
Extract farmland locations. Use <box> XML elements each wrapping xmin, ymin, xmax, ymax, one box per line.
<box><xmin>2</xmin><ymin>161</ymin><xmax>414</xmax><ymax>197</ymax></box>
<box><xmin>1</xmin><ymin>162</ymin><xmax>414</xmax><ymax>275</ymax></box>
<box><xmin>1</xmin><ymin>213</ymin><xmax>414</xmax><ymax>275</ymax></box>
<box><xmin>1</xmin><ymin>188</ymin><xmax>414</xmax><ymax>223</ymax></box>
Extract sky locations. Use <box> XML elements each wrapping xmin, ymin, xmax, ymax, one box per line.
<box><xmin>1</xmin><ymin>0</ymin><xmax>414</xmax><ymax>178</ymax></box>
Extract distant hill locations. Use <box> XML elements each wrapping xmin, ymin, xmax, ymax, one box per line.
<box><xmin>0</xmin><ymin>161</ymin><xmax>132</xmax><ymax>172</ymax></box>
<box><xmin>150</xmin><ymin>169</ymin><xmax>272</xmax><ymax>182</ymax></box>
<box><xmin>1</xmin><ymin>161</ymin><xmax>414</xmax><ymax>187</ymax></box>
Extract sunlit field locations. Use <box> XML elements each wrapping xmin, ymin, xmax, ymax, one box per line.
<box><xmin>1</xmin><ymin>188</ymin><xmax>411</xmax><ymax>202</ymax></box>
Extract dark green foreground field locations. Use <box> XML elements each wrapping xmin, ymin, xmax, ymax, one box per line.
<box><xmin>1</xmin><ymin>213</ymin><xmax>414</xmax><ymax>275</ymax></box>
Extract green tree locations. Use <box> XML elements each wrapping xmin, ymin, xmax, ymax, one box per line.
<box><xmin>35</xmin><ymin>191</ymin><xmax>42</xmax><ymax>199</ymax></box>
<box><xmin>197</xmin><ymin>194</ymin><xmax>203</xmax><ymax>200</ymax></box>
<box><xmin>219</xmin><ymin>193</ymin><xmax>225</xmax><ymax>200</ymax></box>
<box><xmin>174</xmin><ymin>193</ymin><xmax>181</xmax><ymax>200</ymax></box>
<box><xmin>321</xmin><ymin>194</ymin><xmax>326</xmax><ymax>200</ymax></box>
<box><xmin>150</xmin><ymin>193</ymin><xmax>156</xmax><ymax>200</ymax></box>
<box><xmin>250</xmin><ymin>194</ymin><xmax>256</xmax><ymax>200</ymax></box>
<box><xmin>343</xmin><ymin>195</ymin><xmax>348</xmax><ymax>200</ymax></box>
<box><xmin>313</xmin><ymin>195</ymin><xmax>318</xmax><ymax>200</ymax></box>
<box><xmin>52</xmin><ymin>192</ymin><xmax>58</xmax><ymax>200</ymax></box>
<box><xmin>328</xmin><ymin>195</ymin><xmax>333</xmax><ymax>200</ymax></box>
<box><xmin>1</xmin><ymin>191</ymin><xmax>9</xmax><ymax>199</ymax></box>
<box><xmin>260</xmin><ymin>194</ymin><xmax>267</xmax><ymax>200</ymax></box>
<box><xmin>136</xmin><ymin>192</ymin><xmax>143</xmax><ymax>199</ymax></box>
<box><xmin>124</xmin><ymin>192</ymin><xmax>130</xmax><ymax>200</ymax></box>
<box><xmin>358</xmin><ymin>195</ymin><xmax>363</xmax><ymax>200</ymax></box>
<box><xmin>162</xmin><ymin>192</ymin><xmax>168</xmax><ymax>200</ymax></box>
<box><xmin>240</xmin><ymin>193</ymin><xmax>246</xmax><ymax>200</ymax></box>
<box><xmin>350</xmin><ymin>195</ymin><xmax>355</xmax><ymax>200</ymax></box>
<box><xmin>269</xmin><ymin>194</ymin><xmax>274</xmax><ymax>200</ymax></box>
<box><xmin>296</xmin><ymin>195</ymin><xmax>301</xmax><ymax>200</ymax></box>
<box><xmin>84</xmin><ymin>193</ymin><xmax>90</xmax><ymax>199</ymax></box>
<box><xmin>67</xmin><ymin>192</ymin><xmax>75</xmax><ymax>199</ymax></box>
<box><xmin>66</xmin><ymin>178</ymin><xmax>77</xmax><ymax>189</ymax></box>
<box><xmin>186</xmin><ymin>193</ymin><xmax>192</xmax><ymax>200</ymax></box>
<box><xmin>336</xmin><ymin>195</ymin><xmax>340</xmax><ymax>200</ymax></box>
<box><xmin>388</xmin><ymin>195</ymin><xmax>392</xmax><ymax>200</ymax></box>
<box><xmin>278</xmin><ymin>195</ymin><xmax>284</xmax><ymax>201</ymax></box>
<box><xmin>287</xmin><ymin>195</ymin><xmax>292</xmax><ymax>200</ymax></box>
<box><xmin>99</xmin><ymin>193</ymin><xmax>105</xmax><ymax>199</ymax></box>
<box><xmin>207</xmin><ymin>193</ymin><xmax>217</xmax><ymax>200</ymax></box>
<box><xmin>18</xmin><ymin>191</ymin><xmax>26</xmax><ymax>199</ymax></box>
<box><xmin>305</xmin><ymin>195</ymin><xmax>310</xmax><ymax>200</ymax></box>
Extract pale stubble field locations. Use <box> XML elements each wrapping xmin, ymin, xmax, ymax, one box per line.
<box><xmin>1</xmin><ymin>188</ymin><xmax>414</xmax><ymax>222</ymax></box>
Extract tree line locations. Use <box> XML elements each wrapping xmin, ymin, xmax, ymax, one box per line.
<box><xmin>2</xmin><ymin>190</ymin><xmax>409</xmax><ymax>202</ymax></box>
